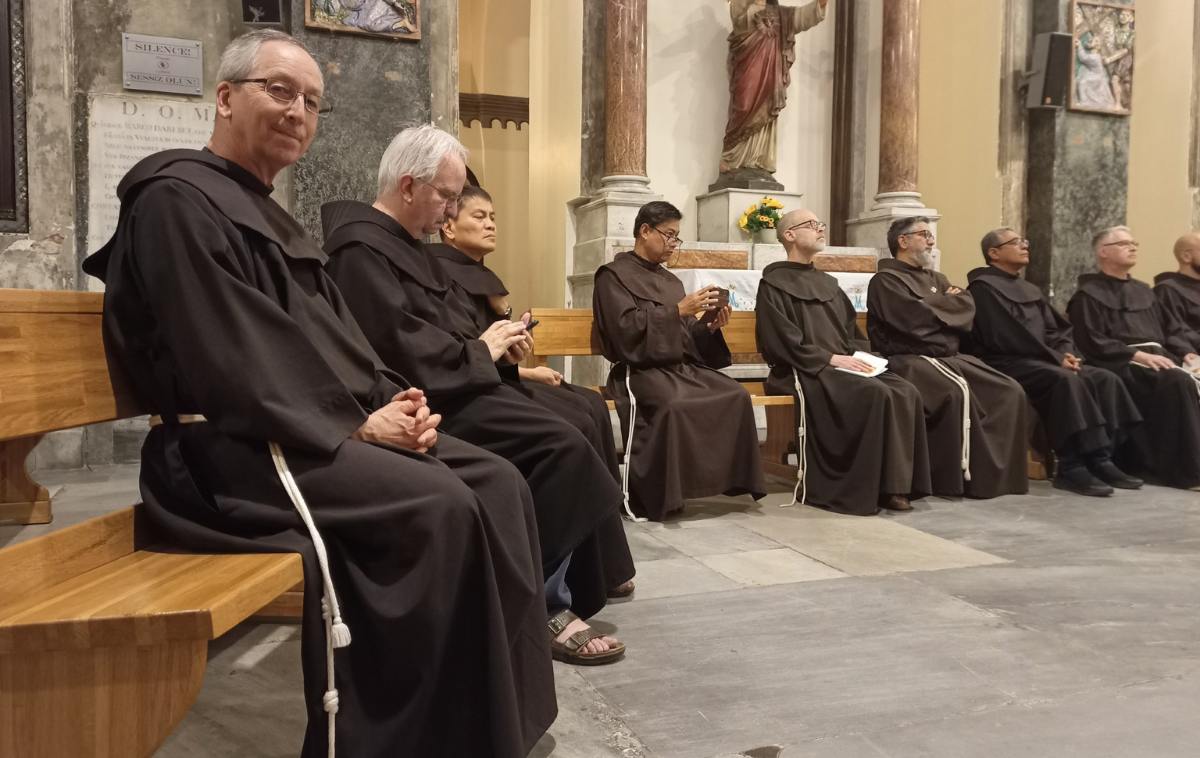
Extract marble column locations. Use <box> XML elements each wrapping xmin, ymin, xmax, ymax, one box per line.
<box><xmin>1025</xmin><ymin>0</ymin><xmax>1132</xmax><ymax>310</ymax></box>
<box><xmin>601</xmin><ymin>0</ymin><xmax>651</xmax><ymax>194</ymax></box>
<box><xmin>875</xmin><ymin>0</ymin><xmax>920</xmax><ymax>204</ymax></box>
<box><xmin>845</xmin><ymin>0</ymin><xmax>939</xmax><ymax>256</ymax></box>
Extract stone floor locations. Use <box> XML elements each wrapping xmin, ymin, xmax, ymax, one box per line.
<box><xmin>4</xmin><ymin>464</ymin><xmax>1200</xmax><ymax>757</ymax></box>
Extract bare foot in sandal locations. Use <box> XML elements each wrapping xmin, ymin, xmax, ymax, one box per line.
<box><xmin>548</xmin><ymin>610</ymin><xmax>626</xmax><ymax>665</ymax></box>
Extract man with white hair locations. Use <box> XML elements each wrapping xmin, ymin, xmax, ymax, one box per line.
<box><xmin>867</xmin><ymin>217</ymin><xmax>1029</xmax><ymax>499</ymax></box>
<box><xmin>82</xmin><ymin>31</ymin><xmax>555</xmax><ymax>757</ymax></box>
<box><xmin>323</xmin><ymin>124</ymin><xmax>630</xmax><ymax>667</ymax></box>
<box><xmin>755</xmin><ymin>209</ymin><xmax>930</xmax><ymax>514</ymax></box>
<box><xmin>1153</xmin><ymin>233</ymin><xmax>1200</xmax><ymax>351</ymax></box>
<box><xmin>1068</xmin><ymin>226</ymin><xmax>1200</xmax><ymax>489</ymax></box>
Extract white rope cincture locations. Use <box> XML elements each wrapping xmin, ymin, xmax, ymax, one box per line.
<box><xmin>269</xmin><ymin>441</ymin><xmax>351</xmax><ymax>758</ymax></box>
<box><xmin>921</xmin><ymin>356</ymin><xmax>972</xmax><ymax>483</ymax></box>
<box><xmin>619</xmin><ymin>370</ymin><xmax>648</xmax><ymax>522</ymax></box>
<box><xmin>783</xmin><ymin>368</ymin><xmax>808</xmax><ymax>507</ymax></box>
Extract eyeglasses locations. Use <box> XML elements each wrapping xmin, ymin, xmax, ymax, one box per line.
<box><xmin>997</xmin><ymin>236</ymin><xmax>1028</xmax><ymax>248</ymax></box>
<box><xmin>230</xmin><ymin>78</ymin><xmax>332</xmax><ymax>115</ymax></box>
<box><xmin>422</xmin><ymin>181</ymin><xmax>461</xmax><ymax>206</ymax></box>
<box><xmin>786</xmin><ymin>220</ymin><xmax>827</xmax><ymax>234</ymax></box>
<box><xmin>1101</xmin><ymin>239</ymin><xmax>1139</xmax><ymax>249</ymax></box>
<box><xmin>651</xmin><ymin>227</ymin><xmax>682</xmax><ymax>247</ymax></box>
<box><xmin>901</xmin><ymin>230</ymin><xmax>935</xmax><ymax>242</ymax></box>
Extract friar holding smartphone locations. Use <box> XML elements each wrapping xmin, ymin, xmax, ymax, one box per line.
<box><xmin>592</xmin><ymin>200</ymin><xmax>767</xmax><ymax>522</ymax></box>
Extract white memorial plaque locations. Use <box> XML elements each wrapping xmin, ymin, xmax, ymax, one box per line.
<box><xmin>86</xmin><ymin>95</ymin><xmax>214</xmax><ymax>262</ymax></box>
<box><xmin>122</xmin><ymin>33</ymin><xmax>203</xmax><ymax>96</ymax></box>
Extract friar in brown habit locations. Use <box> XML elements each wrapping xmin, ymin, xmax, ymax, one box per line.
<box><xmin>80</xmin><ymin>31</ymin><xmax>554</xmax><ymax>758</ymax></box>
<box><xmin>755</xmin><ymin>209</ymin><xmax>930</xmax><ymax>514</ymax></box>
<box><xmin>324</xmin><ymin>125</ymin><xmax>628</xmax><ymax>666</ymax></box>
<box><xmin>1152</xmin><ymin>233</ymin><xmax>1200</xmax><ymax>353</ymax></box>
<box><xmin>1067</xmin><ymin>226</ymin><xmax>1200</xmax><ymax>490</ymax></box>
<box><xmin>866</xmin><ymin>216</ymin><xmax>1029</xmax><ymax>499</ymax></box>
<box><xmin>967</xmin><ymin>228</ymin><xmax>1143</xmax><ymax>497</ymax></box>
<box><xmin>592</xmin><ymin>201</ymin><xmax>768</xmax><ymax>522</ymax></box>
<box><xmin>431</xmin><ymin>185</ymin><xmax>636</xmax><ymax>600</ymax></box>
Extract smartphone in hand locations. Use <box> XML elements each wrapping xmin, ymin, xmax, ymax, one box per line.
<box><xmin>701</xmin><ymin>287</ymin><xmax>730</xmax><ymax>324</ymax></box>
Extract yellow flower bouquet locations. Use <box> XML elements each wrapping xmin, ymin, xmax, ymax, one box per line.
<box><xmin>737</xmin><ymin>197</ymin><xmax>785</xmax><ymax>235</ymax></box>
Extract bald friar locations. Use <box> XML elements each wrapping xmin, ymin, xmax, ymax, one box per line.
<box><xmin>755</xmin><ymin>210</ymin><xmax>931</xmax><ymax>513</ymax></box>
<box><xmin>1153</xmin><ymin>233</ymin><xmax>1200</xmax><ymax>352</ymax></box>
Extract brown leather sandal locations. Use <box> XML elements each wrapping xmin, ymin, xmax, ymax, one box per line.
<box><xmin>548</xmin><ymin>610</ymin><xmax>626</xmax><ymax>666</ymax></box>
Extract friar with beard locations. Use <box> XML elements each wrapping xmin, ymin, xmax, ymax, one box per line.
<box><xmin>966</xmin><ymin>228</ymin><xmax>1143</xmax><ymax>497</ymax></box>
<box><xmin>755</xmin><ymin>209</ymin><xmax>931</xmax><ymax>514</ymax></box>
<box><xmin>866</xmin><ymin>217</ymin><xmax>1029</xmax><ymax>499</ymax></box>
<box><xmin>431</xmin><ymin>184</ymin><xmax>635</xmax><ymax>600</ymax></box>
<box><xmin>1153</xmin><ymin>233</ymin><xmax>1200</xmax><ymax>352</ymax></box>
<box><xmin>1067</xmin><ymin>226</ymin><xmax>1200</xmax><ymax>490</ymax></box>
<box><xmin>591</xmin><ymin>201</ymin><xmax>768</xmax><ymax>522</ymax></box>
<box><xmin>80</xmin><ymin>31</ymin><xmax>555</xmax><ymax>757</ymax></box>
<box><xmin>323</xmin><ymin>124</ymin><xmax>629</xmax><ymax>666</ymax></box>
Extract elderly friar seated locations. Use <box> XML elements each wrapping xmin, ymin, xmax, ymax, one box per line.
<box><xmin>1067</xmin><ymin>226</ymin><xmax>1200</xmax><ymax>490</ymax></box>
<box><xmin>866</xmin><ymin>217</ymin><xmax>1029</xmax><ymax>499</ymax></box>
<box><xmin>592</xmin><ymin>201</ymin><xmax>768</xmax><ymax>521</ymax></box>
<box><xmin>80</xmin><ymin>31</ymin><xmax>555</xmax><ymax>756</ymax></box>
<box><xmin>966</xmin><ymin>228</ymin><xmax>1143</xmax><ymax>497</ymax></box>
<box><xmin>754</xmin><ymin>209</ymin><xmax>930</xmax><ymax>514</ymax></box>
<box><xmin>323</xmin><ymin>125</ymin><xmax>630</xmax><ymax>666</ymax></box>
<box><xmin>431</xmin><ymin>184</ymin><xmax>635</xmax><ymax>599</ymax></box>
<box><xmin>1153</xmin><ymin>233</ymin><xmax>1200</xmax><ymax>352</ymax></box>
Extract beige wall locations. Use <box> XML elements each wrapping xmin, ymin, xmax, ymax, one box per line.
<box><xmin>917</xmin><ymin>0</ymin><xmax>1006</xmax><ymax>286</ymax></box>
<box><xmin>1127</xmin><ymin>0</ymin><xmax>1197</xmax><ymax>277</ymax></box>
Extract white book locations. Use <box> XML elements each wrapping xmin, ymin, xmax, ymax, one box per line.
<box><xmin>834</xmin><ymin>351</ymin><xmax>889</xmax><ymax>378</ymax></box>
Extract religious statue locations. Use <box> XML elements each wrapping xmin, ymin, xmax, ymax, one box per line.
<box><xmin>714</xmin><ymin>0</ymin><xmax>830</xmax><ymax>191</ymax></box>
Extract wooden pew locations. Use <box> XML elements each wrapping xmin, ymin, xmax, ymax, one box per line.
<box><xmin>0</xmin><ymin>287</ymin><xmax>305</xmax><ymax>755</ymax></box>
<box><xmin>528</xmin><ymin>308</ymin><xmax>1050</xmax><ymax>482</ymax></box>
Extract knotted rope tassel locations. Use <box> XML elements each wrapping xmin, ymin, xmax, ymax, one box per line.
<box><xmin>619</xmin><ymin>370</ymin><xmax>648</xmax><ymax>522</ymax></box>
<box><xmin>920</xmin><ymin>356</ymin><xmax>972</xmax><ymax>483</ymax></box>
<box><xmin>783</xmin><ymin>368</ymin><xmax>808</xmax><ymax>507</ymax></box>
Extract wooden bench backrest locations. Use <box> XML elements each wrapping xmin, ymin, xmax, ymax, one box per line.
<box><xmin>0</xmin><ymin>289</ymin><xmax>143</xmax><ymax>442</ymax></box>
<box><xmin>529</xmin><ymin>308</ymin><xmax>869</xmax><ymax>359</ymax></box>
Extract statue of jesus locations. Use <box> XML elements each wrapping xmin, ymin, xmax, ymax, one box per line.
<box><xmin>717</xmin><ymin>0</ymin><xmax>830</xmax><ymax>189</ymax></box>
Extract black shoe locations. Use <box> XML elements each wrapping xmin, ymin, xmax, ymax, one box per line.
<box><xmin>1053</xmin><ymin>466</ymin><xmax>1114</xmax><ymax>497</ymax></box>
<box><xmin>1088</xmin><ymin>460</ymin><xmax>1144</xmax><ymax>489</ymax></box>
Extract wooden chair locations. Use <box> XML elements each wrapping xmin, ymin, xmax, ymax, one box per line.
<box><xmin>0</xmin><ymin>287</ymin><xmax>304</xmax><ymax>756</ymax></box>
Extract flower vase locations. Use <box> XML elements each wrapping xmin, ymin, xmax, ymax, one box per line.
<box><xmin>757</xmin><ymin>227</ymin><xmax>778</xmax><ymax>244</ymax></box>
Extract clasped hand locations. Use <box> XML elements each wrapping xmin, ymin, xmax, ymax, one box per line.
<box><xmin>353</xmin><ymin>388</ymin><xmax>441</xmax><ymax>453</ymax></box>
<box><xmin>1061</xmin><ymin>353</ymin><xmax>1082</xmax><ymax>372</ymax></box>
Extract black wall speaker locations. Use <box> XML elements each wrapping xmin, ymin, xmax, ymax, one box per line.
<box><xmin>1026</xmin><ymin>32</ymin><xmax>1073</xmax><ymax>109</ymax></box>
<box><xmin>242</xmin><ymin>0</ymin><xmax>284</xmax><ymax>26</ymax></box>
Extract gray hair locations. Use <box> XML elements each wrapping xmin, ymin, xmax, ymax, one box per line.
<box><xmin>217</xmin><ymin>30</ymin><xmax>313</xmax><ymax>84</ymax></box>
<box><xmin>1091</xmin><ymin>225</ymin><xmax>1131</xmax><ymax>251</ymax></box>
<box><xmin>377</xmin><ymin>124</ymin><xmax>470</xmax><ymax>198</ymax></box>
<box><xmin>980</xmin><ymin>227</ymin><xmax>1015</xmax><ymax>264</ymax></box>
<box><xmin>886</xmin><ymin>216</ymin><xmax>932</xmax><ymax>256</ymax></box>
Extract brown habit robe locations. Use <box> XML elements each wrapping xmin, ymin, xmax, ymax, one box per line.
<box><xmin>1067</xmin><ymin>272</ymin><xmax>1200</xmax><ymax>488</ymax></box>
<box><xmin>430</xmin><ymin>242</ymin><xmax>635</xmax><ymax>590</ymax></box>
<box><xmin>80</xmin><ymin>150</ymin><xmax>554</xmax><ymax>757</ymax></box>
<box><xmin>321</xmin><ymin>201</ymin><xmax>625</xmax><ymax>619</ymax></box>
<box><xmin>755</xmin><ymin>261</ymin><xmax>931</xmax><ymax>515</ymax></box>
<box><xmin>966</xmin><ymin>266</ymin><xmax>1141</xmax><ymax>459</ymax></box>
<box><xmin>1153</xmin><ymin>272</ymin><xmax>1200</xmax><ymax>353</ymax></box>
<box><xmin>593</xmin><ymin>251</ymin><xmax>767</xmax><ymax>521</ymax></box>
<box><xmin>867</xmin><ymin>258</ymin><xmax>1029</xmax><ymax>498</ymax></box>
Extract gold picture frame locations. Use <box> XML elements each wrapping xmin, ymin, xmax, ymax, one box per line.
<box><xmin>1069</xmin><ymin>1</ymin><xmax>1134</xmax><ymax>115</ymax></box>
<box><xmin>305</xmin><ymin>0</ymin><xmax>421</xmax><ymax>41</ymax></box>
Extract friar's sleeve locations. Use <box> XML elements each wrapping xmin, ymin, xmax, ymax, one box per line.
<box><xmin>130</xmin><ymin>180</ymin><xmax>369</xmax><ymax>454</ymax></box>
<box><xmin>325</xmin><ymin>243</ymin><xmax>502</xmax><ymax>397</ymax></box>
<box><xmin>1156</xmin><ymin>287</ymin><xmax>1200</xmax><ymax>353</ymax></box>
<box><xmin>1156</xmin><ymin>301</ymin><xmax>1197</xmax><ymax>360</ymax></box>
<box><xmin>593</xmin><ymin>267</ymin><xmax>685</xmax><ymax>367</ymax></box>
<box><xmin>791</xmin><ymin>0</ymin><xmax>827</xmax><ymax>32</ymax></box>
<box><xmin>1066</xmin><ymin>293</ymin><xmax>1137</xmax><ymax>365</ymax></box>
<box><xmin>689</xmin><ymin>318</ymin><xmax>733</xmax><ymax>369</ymax></box>
<box><xmin>755</xmin><ymin>282</ymin><xmax>833</xmax><ymax>376</ymax></box>
<box><xmin>867</xmin><ymin>274</ymin><xmax>946</xmax><ymax>347</ymax></box>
